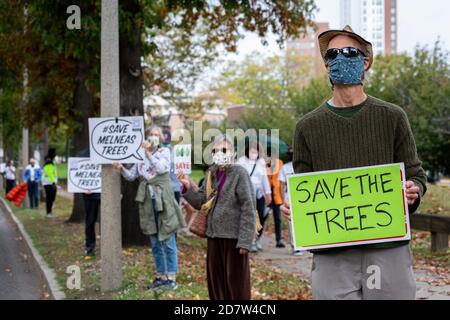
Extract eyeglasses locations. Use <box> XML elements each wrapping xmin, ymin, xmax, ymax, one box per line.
<box><xmin>324</xmin><ymin>47</ymin><xmax>366</xmax><ymax>61</ymax></box>
<box><xmin>212</xmin><ymin>148</ymin><xmax>229</xmax><ymax>154</ymax></box>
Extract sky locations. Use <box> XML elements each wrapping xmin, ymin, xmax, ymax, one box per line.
<box><xmin>196</xmin><ymin>0</ymin><xmax>450</xmax><ymax>92</ymax></box>
<box><xmin>221</xmin><ymin>0</ymin><xmax>450</xmax><ymax>60</ymax></box>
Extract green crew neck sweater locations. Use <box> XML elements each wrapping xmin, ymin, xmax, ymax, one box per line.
<box><xmin>293</xmin><ymin>95</ymin><xmax>427</xmax><ymax>253</ymax></box>
<box><xmin>326</xmin><ymin>99</ymin><xmax>365</xmax><ymax>118</ymax></box>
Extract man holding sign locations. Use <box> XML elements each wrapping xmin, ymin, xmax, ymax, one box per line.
<box><xmin>282</xmin><ymin>26</ymin><xmax>427</xmax><ymax>300</ymax></box>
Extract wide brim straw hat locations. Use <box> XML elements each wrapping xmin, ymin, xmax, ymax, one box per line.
<box><xmin>318</xmin><ymin>25</ymin><xmax>374</xmax><ymax>69</ymax></box>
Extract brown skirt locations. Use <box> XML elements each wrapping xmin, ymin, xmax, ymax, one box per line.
<box><xmin>206</xmin><ymin>237</ymin><xmax>251</xmax><ymax>300</ymax></box>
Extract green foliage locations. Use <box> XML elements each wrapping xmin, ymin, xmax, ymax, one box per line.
<box><xmin>366</xmin><ymin>42</ymin><xmax>450</xmax><ymax>172</ymax></box>
<box><xmin>0</xmin><ymin>0</ymin><xmax>318</xmax><ymax>157</ymax></box>
<box><xmin>213</xmin><ymin>51</ymin><xmax>331</xmax><ymax>144</ymax></box>
<box><xmin>216</xmin><ymin>43</ymin><xmax>450</xmax><ymax>173</ymax></box>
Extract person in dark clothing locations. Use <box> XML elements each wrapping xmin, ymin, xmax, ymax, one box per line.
<box><xmin>83</xmin><ymin>191</ymin><xmax>101</xmax><ymax>257</ymax></box>
<box><xmin>77</xmin><ymin>148</ymin><xmax>101</xmax><ymax>257</ymax></box>
<box><xmin>42</xmin><ymin>149</ymin><xmax>58</xmax><ymax>218</ymax></box>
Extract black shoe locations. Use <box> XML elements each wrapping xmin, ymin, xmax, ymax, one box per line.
<box><xmin>160</xmin><ymin>279</ymin><xmax>178</xmax><ymax>290</ymax></box>
<box><xmin>85</xmin><ymin>249</ymin><xmax>95</xmax><ymax>257</ymax></box>
<box><xmin>147</xmin><ymin>278</ymin><xmax>165</xmax><ymax>290</ymax></box>
<box><xmin>276</xmin><ymin>241</ymin><xmax>286</xmax><ymax>248</ymax></box>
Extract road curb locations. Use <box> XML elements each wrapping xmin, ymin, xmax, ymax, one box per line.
<box><xmin>0</xmin><ymin>197</ymin><xmax>66</xmax><ymax>300</ymax></box>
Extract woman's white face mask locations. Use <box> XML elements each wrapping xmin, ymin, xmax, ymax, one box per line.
<box><xmin>212</xmin><ymin>146</ymin><xmax>233</xmax><ymax>166</ymax></box>
<box><xmin>248</xmin><ymin>150</ymin><xmax>259</xmax><ymax>161</ymax></box>
<box><xmin>147</xmin><ymin>135</ymin><xmax>160</xmax><ymax>147</ymax></box>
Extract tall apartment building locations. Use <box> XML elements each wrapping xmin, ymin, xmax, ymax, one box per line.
<box><xmin>340</xmin><ymin>0</ymin><xmax>397</xmax><ymax>56</ymax></box>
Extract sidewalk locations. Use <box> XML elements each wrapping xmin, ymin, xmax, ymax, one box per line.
<box><xmin>255</xmin><ymin>234</ymin><xmax>449</xmax><ymax>300</ymax></box>
<box><xmin>57</xmin><ymin>187</ymin><xmax>73</xmax><ymax>200</ymax></box>
<box><xmin>0</xmin><ymin>201</ymin><xmax>51</xmax><ymax>299</ymax></box>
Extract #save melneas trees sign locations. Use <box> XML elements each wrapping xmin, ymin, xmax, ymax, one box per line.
<box><xmin>287</xmin><ymin>163</ymin><xmax>410</xmax><ymax>250</ymax></box>
<box><xmin>68</xmin><ymin>157</ymin><xmax>102</xmax><ymax>193</ymax></box>
<box><xmin>88</xmin><ymin>116</ymin><xmax>145</xmax><ymax>164</ymax></box>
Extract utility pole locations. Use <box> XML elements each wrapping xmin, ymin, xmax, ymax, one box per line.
<box><xmin>100</xmin><ymin>0</ymin><xmax>122</xmax><ymax>292</ymax></box>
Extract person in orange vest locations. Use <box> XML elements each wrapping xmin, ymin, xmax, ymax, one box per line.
<box><xmin>265</xmin><ymin>146</ymin><xmax>285</xmax><ymax>248</ymax></box>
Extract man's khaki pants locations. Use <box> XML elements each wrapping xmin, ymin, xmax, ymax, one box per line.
<box><xmin>311</xmin><ymin>244</ymin><xmax>416</xmax><ymax>300</ymax></box>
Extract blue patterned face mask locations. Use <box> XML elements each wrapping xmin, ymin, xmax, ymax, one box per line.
<box><xmin>327</xmin><ymin>54</ymin><xmax>365</xmax><ymax>85</ymax></box>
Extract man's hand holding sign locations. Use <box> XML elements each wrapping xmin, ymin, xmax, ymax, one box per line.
<box><xmin>283</xmin><ymin>163</ymin><xmax>417</xmax><ymax>250</ymax></box>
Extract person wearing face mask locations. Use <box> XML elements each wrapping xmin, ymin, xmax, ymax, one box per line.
<box><xmin>112</xmin><ymin>125</ymin><xmax>186</xmax><ymax>291</ymax></box>
<box><xmin>178</xmin><ymin>134</ymin><xmax>256</xmax><ymax>300</ymax></box>
<box><xmin>282</xmin><ymin>26</ymin><xmax>427</xmax><ymax>300</ymax></box>
<box><xmin>23</xmin><ymin>158</ymin><xmax>42</xmax><ymax>209</ymax></box>
<box><xmin>161</xmin><ymin>126</ymin><xmax>182</xmax><ymax>204</ymax></box>
<box><xmin>236</xmin><ymin>140</ymin><xmax>272</xmax><ymax>252</ymax></box>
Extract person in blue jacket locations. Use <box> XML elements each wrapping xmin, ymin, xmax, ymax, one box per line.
<box><xmin>23</xmin><ymin>158</ymin><xmax>42</xmax><ymax>209</ymax></box>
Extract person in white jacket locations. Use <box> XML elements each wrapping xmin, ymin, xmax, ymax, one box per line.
<box><xmin>5</xmin><ymin>160</ymin><xmax>16</xmax><ymax>195</ymax></box>
<box><xmin>237</xmin><ymin>140</ymin><xmax>271</xmax><ymax>252</ymax></box>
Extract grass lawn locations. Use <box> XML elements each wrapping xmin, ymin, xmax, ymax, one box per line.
<box><xmin>56</xmin><ymin>163</ymin><xmax>68</xmax><ymax>179</ymax></box>
<box><xmin>8</xmin><ymin>195</ymin><xmax>311</xmax><ymax>300</ymax></box>
<box><xmin>419</xmin><ymin>183</ymin><xmax>450</xmax><ymax>216</ymax></box>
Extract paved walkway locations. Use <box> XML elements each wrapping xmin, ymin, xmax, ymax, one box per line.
<box><xmin>0</xmin><ymin>203</ymin><xmax>51</xmax><ymax>299</ymax></box>
<box><xmin>255</xmin><ymin>234</ymin><xmax>449</xmax><ymax>300</ymax></box>
<box><xmin>57</xmin><ymin>187</ymin><xmax>73</xmax><ymax>200</ymax></box>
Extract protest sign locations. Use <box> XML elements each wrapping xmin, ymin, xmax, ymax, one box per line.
<box><xmin>287</xmin><ymin>163</ymin><xmax>410</xmax><ymax>250</ymax></box>
<box><xmin>174</xmin><ymin>144</ymin><xmax>192</xmax><ymax>174</ymax></box>
<box><xmin>89</xmin><ymin>116</ymin><xmax>145</xmax><ymax>164</ymax></box>
<box><xmin>68</xmin><ymin>158</ymin><xmax>102</xmax><ymax>193</ymax></box>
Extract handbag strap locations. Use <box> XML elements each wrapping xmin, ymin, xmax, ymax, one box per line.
<box><xmin>249</xmin><ymin>162</ymin><xmax>257</xmax><ymax>177</ymax></box>
<box><xmin>206</xmin><ymin>171</ymin><xmax>213</xmax><ymax>198</ymax></box>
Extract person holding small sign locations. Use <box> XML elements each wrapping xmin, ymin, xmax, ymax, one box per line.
<box><xmin>161</xmin><ymin>126</ymin><xmax>182</xmax><ymax>204</ymax></box>
<box><xmin>282</xmin><ymin>26</ymin><xmax>427</xmax><ymax>300</ymax></box>
<box><xmin>112</xmin><ymin>126</ymin><xmax>185</xmax><ymax>291</ymax></box>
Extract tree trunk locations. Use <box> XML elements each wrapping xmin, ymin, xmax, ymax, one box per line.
<box><xmin>66</xmin><ymin>60</ymin><xmax>94</xmax><ymax>223</ymax></box>
<box><xmin>119</xmin><ymin>0</ymin><xmax>148</xmax><ymax>246</ymax></box>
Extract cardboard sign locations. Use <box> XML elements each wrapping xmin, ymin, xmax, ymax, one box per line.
<box><xmin>68</xmin><ymin>158</ymin><xmax>102</xmax><ymax>193</ymax></box>
<box><xmin>174</xmin><ymin>144</ymin><xmax>192</xmax><ymax>174</ymax></box>
<box><xmin>89</xmin><ymin>116</ymin><xmax>145</xmax><ymax>164</ymax></box>
<box><xmin>287</xmin><ymin>163</ymin><xmax>410</xmax><ymax>250</ymax></box>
